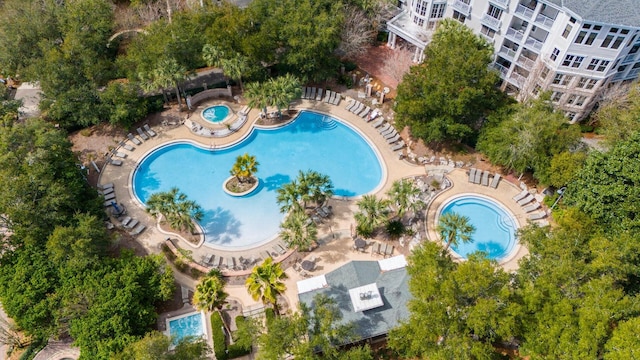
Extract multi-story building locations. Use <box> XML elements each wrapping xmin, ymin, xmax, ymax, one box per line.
<box><xmin>386</xmin><ymin>0</ymin><xmax>640</xmax><ymax>122</ymax></box>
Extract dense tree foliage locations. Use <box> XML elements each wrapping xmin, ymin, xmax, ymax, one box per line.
<box><xmin>477</xmin><ymin>94</ymin><xmax>582</xmax><ymax>183</ymax></box>
<box><xmin>595</xmin><ymin>81</ymin><xmax>640</xmax><ymax>147</ymax></box>
<box><xmin>0</xmin><ymin>119</ymin><xmax>175</xmax><ymax>358</ymax></box>
<box><xmin>113</xmin><ymin>331</ymin><xmax>211</xmax><ymax>360</ymax></box>
<box><xmin>395</xmin><ymin>19</ymin><xmax>504</xmax><ymax>144</ymax></box>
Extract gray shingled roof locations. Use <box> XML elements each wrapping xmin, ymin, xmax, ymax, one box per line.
<box><xmin>559</xmin><ymin>0</ymin><xmax>640</xmax><ymax>27</ymax></box>
<box><xmin>297</xmin><ymin>260</ymin><xmax>411</xmax><ymax>342</ymax></box>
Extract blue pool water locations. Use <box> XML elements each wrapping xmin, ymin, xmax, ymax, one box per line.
<box><xmin>168</xmin><ymin>312</ymin><xmax>205</xmax><ymax>344</ymax></box>
<box><xmin>201</xmin><ymin>105</ymin><xmax>230</xmax><ymax>123</ymax></box>
<box><xmin>133</xmin><ymin>111</ymin><xmax>383</xmax><ymax>248</ymax></box>
<box><xmin>439</xmin><ymin>195</ymin><xmax>517</xmax><ymax>260</ymax></box>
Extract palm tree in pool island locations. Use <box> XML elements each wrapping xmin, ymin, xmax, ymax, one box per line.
<box><xmin>436</xmin><ymin>212</ymin><xmax>476</xmax><ymax>251</ymax></box>
<box><xmin>230</xmin><ymin>153</ymin><xmax>259</xmax><ymax>185</ymax></box>
<box><xmin>246</xmin><ymin>257</ymin><xmax>288</xmax><ymax>316</ymax></box>
<box><xmin>146</xmin><ymin>187</ymin><xmax>204</xmax><ymax>234</ymax></box>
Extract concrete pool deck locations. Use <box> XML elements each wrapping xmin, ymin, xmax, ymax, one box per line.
<box><xmin>98</xmin><ymin>95</ymin><xmax>537</xmax><ymax>319</ymax></box>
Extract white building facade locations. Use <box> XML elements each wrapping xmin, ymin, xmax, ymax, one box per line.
<box><xmin>387</xmin><ymin>0</ymin><xmax>640</xmax><ymax>122</ymax></box>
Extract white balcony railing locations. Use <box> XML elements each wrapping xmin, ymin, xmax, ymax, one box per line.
<box><xmin>509</xmin><ymin>71</ymin><xmax>527</xmax><ymax>85</ymax></box>
<box><xmin>535</xmin><ymin>13</ymin><xmax>555</xmax><ymax>28</ymax></box>
<box><xmin>481</xmin><ymin>14</ymin><xmax>502</xmax><ymax>30</ymax></box>
<box><xmin>517</xmin><ymin>55</ymin><xmax>536</xmax><ymax>70</ymax></box>
<box><xmin>506</xmin><ymin>27</ymin><xmax>525</xmax><ymax>42</ymax></box>
<box><xmin>491</xmin><ymin>0</ymin><xmax>510</xmax><ymax>8</ymax></box>
<box><xmin>622</xmin><ymin>54</ymin><xmax>637</xmax><ymax>64</ymax></box>
<box><xmin>525</xmin><ymin>37</ymin><xmax>543</xmax><ymax>51</ymax></box>
<box><xmin>452</xmin><ymin>0</ymin><xmax>471</xmax><ymax>16</ymax></box>
<box><xmin>515</xmin><ymin>4</ymin><xmax>535</xmax><ymax>19</ymax></box>
<box><xmin>499</xmin><ymin>46</ymin><xmax>518</xmax><ymax>59</ymax></box>
<box><xmin>493</xmin><ymin>63</ymin><xmax>509</xmax><ymax>77</ymax></box>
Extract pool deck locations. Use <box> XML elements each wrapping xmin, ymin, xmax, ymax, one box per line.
<box><xmin>98</xmin><ymin>95</ymin><xmax>538</xmax><ymax>324</ymax></box>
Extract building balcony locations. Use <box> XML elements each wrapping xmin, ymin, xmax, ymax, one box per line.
<box><xmin>499</xmin><ymin>46</ymin><xmax>518</xmax><ymax>59</ymax></box>
<box><xmin>534</xmin><ymin>13</ymin><xmax>555</xmax><ymax>28</ymax></box>
<box><xmin>506</xmin><ymin>27</ymin><xmax>525</xmax><ymax>43</ymax></box>
<box><xmin>493</xmin><ymin>63</ymin><xmax>509</xmax><ymax>77</ymax></box>
<box><xmin>452</xmin><ymin>0</ymin><xmax>471</xmax><ymax>16</ymax></box>
<box><xmin>517</xmin><ymin>55</ymin><xmax>536</xmax><ymax>70</ymax></box>
<box><xmin>509</xmin><ymin>71</ymin><xmax>527</xmax><ymax>85</ymax></box>
<box><xmin>491</xmin><ymin>0</ymin><xmax>510</xmax><ymax>8</ymax></box>
<box><xmin>622</xmin><ymin>54</ymin><xmax>637</xmax><ymax>64</ymax></box>
<box><xmin>515</xmin><ymin>4</ymin><xmax>535</xmax><ymax>19</ymax></box>
<box><xmin>481</xmin><ymin>14</ymin><xmax>502</xmax><ymax>30</ymax></box>
<box><xmin>480</xmin><ymin>33</ymin><xmax>496</xmax><ymax>44</ymax></box>
<box><xmin>525</xmin><ymin>37</ymin><xmax>543</xmax><ymax>51</ymax></box>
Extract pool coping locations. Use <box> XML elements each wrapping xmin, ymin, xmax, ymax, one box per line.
<box><xmin>200</xmin><ymin>103</ymin><xmax>232</xmax><ymax>125</ymax></box>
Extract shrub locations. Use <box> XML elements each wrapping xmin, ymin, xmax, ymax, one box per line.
<box><xmin>211</xmin><ymin>313</ymin><xmax>228</xmax><ymax>360</ymax></box>
<box><xmin>356</xmin><ymin>222</ymin><xmax>374</xmax><ymax>239</ymax></box>
<box><xmin>227</xmin><ymin>342</ymin><xmax>251</xmax><ymax>359</ymax></box>
<box><xmin>190</xmin><ymin>267</ymin><xmax>204</xmax><ymax>279</ymax></box>
<box><xmin>376</xmin><ymin>31</ymin><xmax>389</xmax><ymax>43</ymax></box>
<box><xmin>342</xmin><ymin>61</ymin><xmax>357</xmax><ymax>72</ymax></box>
<box><xmin>264</xmin><ymin>308</ymin><xmax>276</xmax><ymax>328</ymax></box>
<box><xmin>386</xmin><ymin>220</ymin><xmax>405</xmax><ymax>239</ymax></box>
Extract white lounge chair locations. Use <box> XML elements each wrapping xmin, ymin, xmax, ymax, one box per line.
<box><xmin>490</xmin><ymin>173</ymin><xmax>501</xmax><ymax>188</ymax></box>
<box><xmin>528</xmin><ymin>211</ymin><xmax>547</xmax><ymax>220</ymax></box>
<box><xmin>383</xmin><ymin>129</ymin><xmax>398</xmax><ymax>140</ymax></box>
<box><xmin>316</xmin><ymin>88</ymin><xmax>323</xmax><ymax>101</ymax></box>
<box><xmin>328</xmin><ymin>91</ymin><xmax>336</xmax><ymax>104</ymax></box>
<box><xmin>390</xmin><ymin>140</ymin><xmax>405</xmax><ymax>152</ymax></box>
<box><xmin>130</xmin><ymin>224</ymin><xmax>146</xmax><ymax>236</ymax></box>
<box><xmin>386</xmin><ymin>133</ymin><xmax>401</xmax><ymax>144</ymax></box>
<box><xmin>380</xmin><ymin>126</ymin><xmax>395</xmax><ymax>137</ymax></box>
<box><xmin>123</xmin><ymin>144</ymin><xmax>134</xmax><ymax>151</ymax></box>
<box><xmin>143</xmin><ymin>124</ymin><xmax>157</xmax><ymax>137</ymax></box>
<box><xmin>371</xmin><ymin>118</ymin><xmax>385</xmax><ymax>128</ymax></box>
<box><xmin>332</xmin><ymin>93</ymin><xmax>341</xmax><ymax>105</ymax></box>
<box><xmin>481</xmin><ymin>171</ymin><xmax>490</xmax><ymax>186</ymax></box>
<box><xmin>115</xmin><ymin>152</ymin><xmax>127</xmax><ymax>158</ymax></box>
<box><xmin>517</xmin><ymin>194</ymin><xmax>535</xmax><ymax>206</ymax></box>
<box><xmin>378</xmin><ymin>123</ymin><xmax>391</xmax><ymax>134</ymax></box>
<box><xmin>359</xmin><ymin>106</ymin><xmax>371</xmax><ymax>118</ymax></box>
<box><xmin>310</xmin><ymin>87</ymin><xmax>316</xmax><ymax>100</ymax></box>
<box><xmin>345</xmin><ymin>99</ymin><xmax>356</xmax><ymax>111</ymax></box>
<box><xmin>352</xmin><ymin>103</ymin><xmax>364</xmax><ymax>114</ymax></box>
<box><xmin>523</xmin><ymin>202</ymin><xmax>541</xmax><ymax>213</ymax></box>
<box><xmin>323</xmin><ymin>90</ymin><xmax>331</xmax><ymax>103</ymax></box>
<box><xmin>110</xmin><ymin>159</ymin><xmax>122</xmax><ymax>166</ymax></box>
<box><xmin>513</xmin><ymin>189</ymin><xmax>529</xmax><ymax>202</ymax></box>
<box><xmin>473</xmin><ymin>170</ymin><xmax>482</xmax><ymax>184</ymax></box>
<box><xmin>127</xmin><ymin>133</ymin><xmax>142</xmax><ymax>145</ymax></box>
<box><xmin>468</xmin><ymin>168</ymin><xmax>476</xmax><ymax>183</ymax></box>
<box><xmin>136</xmin><ymin>127</ymin><xmax>149</xmax><ymax>141</ymax></box>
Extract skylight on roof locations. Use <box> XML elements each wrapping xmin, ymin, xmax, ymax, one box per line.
<box><xmin>349</xmin><ymin>283</ymin><xmax>383</xmax><ymax>312</ymax></box>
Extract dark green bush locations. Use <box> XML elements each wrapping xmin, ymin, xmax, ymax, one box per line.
<box><xmin>376</xmin><ymin>31</ymin><xmax>389</xmax><ymax>43</ymax></box>
<box><xmin>264</xmin><ymin>308</ymin><xmax>276</xmax><ymax>328</ymax></box>
<box><xmin>386</xmin><ymin>219</ymin><xmax>405</xmax><ymax>239</ymax></box>
<box><xmin>211</xmin><ymin>313</ymin><xmax>228</xmax><ymax>360</ymax></box>
<box><xmin>342</xmin><ymin>61</ymin><xmax>357</xmax><ymax>72</ymax></box>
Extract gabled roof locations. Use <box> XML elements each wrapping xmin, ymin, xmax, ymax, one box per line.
<box><xmin>559</xmin><ymin>0</ymin><xmax>640</xmax><ymax>28</ymax></box>
<box><xmin>297</xmin><ymin>257</ymin><xmax>411</xmax><ymax>341</ymax></box>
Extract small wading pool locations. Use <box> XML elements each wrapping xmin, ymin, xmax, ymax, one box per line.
<box><xmin>167</xmin><ymin>311</ymin><xmax>206</xmax><ymax>344</ymax></box>
<box><xmin>201</xmin><ymin>105</ymin><xmax>230</xmax><ymax>123</ymax></box>
<box><xmin>439</xmin><ymin>195</ymin><xmax>518</xmax><ymax>261</ymax></box>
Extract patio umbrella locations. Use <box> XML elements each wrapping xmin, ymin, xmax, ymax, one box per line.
<box><xmin>355</xmin><ymin>238</ymin><xmax>366</xmax><ymax>250</ymax></box>
<box><xmin>301</xmin><ymin>260</ymin><xmax>315</xmax><ymax>271</ymax></box>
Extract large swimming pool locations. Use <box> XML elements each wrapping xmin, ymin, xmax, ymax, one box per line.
<box><xmin>133</xmin><ymin>111</ymin><xmax>383</xmax><ymax>248</ymax></box>
<box><xmin>438</xmin><ymin>195</ymin><xmax>518</xmax><ymax>261</ymax></box>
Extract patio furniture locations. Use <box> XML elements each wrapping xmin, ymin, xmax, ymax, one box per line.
<box><xmin>345</xmin><ymin>100</ymin><xmax>356</xmax><ymax>111</ymax></box>
<box><xmin>136</xmin><ymin>127</ymin><xmax>149</xmax><ymax>140</ymax></box>
<box><xmin>513</xmin><ymin>189</ymin><xmax>529</xmax><ymax>201</ymax></box>
<box><xmin>386</xmin><ymin>134</ymin><xmax>401</xmax><ymax>144</ymax></box>
<box><xmin>523</xmin><ymin>202</ymin><xmax>541</xmax><ymax>213</ymax></box>
<box><xmin>358</xmin><ymin>106</ymin><xmax>370</xmax><ymax>118</ymax></box>
<box><xmin>528</xmin><ymin>211</ymin><xmax>547</xmax><ymax>220</ymax></box>
<box><xmin>517</xmin><ymin>194</ymin><xmax>535</xmax><ymax>206</ymax></box>
<box><xmin>385</xmin><ymin>244</ymin><xmax>395</xmax><ymax>258</ymax></box>
<box><xmin>110</xmin><ymin>159</ymin><xmax>122</xmax><ymax>166</ymax></box>
<box><xmin>218</xmin><ymin>256</ymin><xmax>225</xmax><ymax>269</ymax></box>
<box><xmin>473</xmin><ymin>169</ymin><xmax>482</xmax><ymax>184</ymax></box>
<box><xmin>490</xmin><ymin>173</ymin><xmax>501</xmax><ymax>188</ymax></box>
<box><xmin>310</xmin><ymin>87</ymin><xmax>316</xmax><ymax>100</ymax></box>
<box><xmin>323</xmin><ymin>90</ymin><xmax>331</xmax><ymax>103</ymax></box>
<box><xmin>371</xmin><ymin>242</ymin><xmax>381</xmax><ymax>256</ymax></box>
<box><xmin>129</xmin><ymin>224</ymin><xmax>146</xmax><ymax>236</ymax></box>
<box><xmin>481</xmin><ymin>171</ymin><xmax>490</xmax><ymax>186</ymax></box>
<box><xmin>276</xmin><ymin>243</ymin><xmax>287</xmax><ymax>254</ymax></box>
<box><xmin>115</xmin><ymin>151</ymin><xmax>127</xmax><ymax>158</ymax></box>
<box><xmin>316</xmin><ymin>88</ymin><xmax>323</xmax><ymax>101</ymax></box>
<box><xmin>378</xmin><ymin>123</ymin><xmax>391</xmax><ymax>134</ymax></box>
<box><xmin>332</xmin><ymin>93</ymin><xmax>341</xmax><ymax>105</ymax></box>
<box><xmin>371</xmin><ymin>118</ymin><xmax>385</xmax><ymax>128</ymax></box>
<box><xmin>124</xmin><ymin>218</ymin><xmax>138</xmax><ymax>229</ymax></box>
<box><xmin>104</xmin><ymin>193</ymin><xmax>116</xmax><ymax>201</ymax></box>
<box><xmin>355</xmin><ymin>238</ymin><xmax>366</xmax><ymax>251</ymax></box>
<box><xmin>301</xmin><ymin>260</ymin><xmax>315</xmax><ymax>271</ymax></box>
<box><xmin>368</xmin><ymin>109</ymin><xmax>380</xmax><ymax>122</ymax></box>
<box><xmin>100</xmin><ymin>187</ymin><xmax>114</xmax><ymax>196</ymax></box>
<box><xmin>352</xmin><ymin>102</ymin><xmax>364</xmax><ymax>114</ymax></box>
<box><xmin>204</xmin><ymin>254</ymin><xmax>214</xmax><ymax>266</ymax></box>
<box><xmin>123</xmin><ymin>144</ymin><xmax>135</xmax><ymax>151</ymax></box>
<box><xmin>120</xmin><ymin>216</ymin><xmax>132</xmax><ymax>227</ymax></box>
<box><xmin>143</xmin><ymin>124</ymin><xmax>157</xmax><ymax>137</ymax></box>
<box><xmin>384</xmin><ymin>129</ymin><xmax>398</xmax><ymax>140</ymax></box>
<box><xmin>127</xmin><ymin>133</ymin><xmax>142</xmax><ymax>145</ymax></box>
<box><xmin>468</xmin><ymin>168</ymin><xmax>476</xmax><ymax>182</ymax></box>
<box><xmin>390</xmin><ymin>141</ymin><xmax>405</xmax><ymax>152</ymax></box>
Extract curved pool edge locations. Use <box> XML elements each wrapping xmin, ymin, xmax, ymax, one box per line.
<box><xmin>200</xmin><ymin>104</ymin><xmax>232</xmax><ymax>124</ymax></box>
<box><xmin>433</xmin><ymin>192</ymin><xmax>522</xmax><ymax>264</ymax></box>
<box><xmin>128</xmin><ymin>109</ymin><xmax>387</xmax><ymax>250</ymax></box>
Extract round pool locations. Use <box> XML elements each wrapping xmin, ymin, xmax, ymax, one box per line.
<box><xmin>133</xmin><ymin>111</ymin><xmax>384</xmax><ymax>249</ymax></box>
<box><xmin>201</xmin><ymin>105</ymin><xmax>230</xmax><ymax>123</ymax></box>
<box><xmin>438</xmin><ymin>195</ymin><xmax>518</xmax><ymax>260</ymax></box>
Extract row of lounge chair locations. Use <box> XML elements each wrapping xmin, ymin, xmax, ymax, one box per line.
<box><xmin>300</xmin><ymin>87</ymin><xmax>342</xmax><ymax>106</ymax></box>
<box><xmin>120</xmin><ymin>215</ymin><xmax>146</xmax><ymax>236</ymax></box>
<box><xmin>468</xmin><ymin>168</ymin><xmax>501</xmax><ymax>189</ymax></box>
<box><xmin>346</xmin><ymin>100</ymin><xmax>371</xmax><ymax>118</ymax></box>
<box><xmin>111</xmin><ymin>124</ymin><xmax>157</xmax><ymax>166</ymax></box>
<box><xmin>513</xmin><ymin>189</ymin><xmax>547</xmax><ymax>220</ymax></box>
<box><xmin>371</xmin><ymin>242</ymin><xmax>395</xmax><ymax>258</ymax></box>
<box><xmin>372</xmin><ymin>118</ymin><xmax>406</xmax><ymax>152</ymax></box>
<box><xmin>99</xmin><ymin>183</ymin><xmax>145</xmax><ymax>236</ymax></box>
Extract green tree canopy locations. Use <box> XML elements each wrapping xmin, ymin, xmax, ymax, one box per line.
<box><xmin>230</xmin><ymin>153</ymin><xmax>259</xmax><ymax>183</ymax></box>
<box><xmin>113</xmin><ymin>331</ymin><xmax>211</xmax><ymax>360</ymax></box>
<box><xmin>395</xmin><ymin>19</ymin><xmax>504</xmax><ymax>144</ymax></box>
<box><xmin>477</xmin><ymin>93</ymin><xmax>582</xmax><ymax>183</ymax></box>
<box><xmin>246</xmin><ymin>257</ymin><xmax>287</xmax><ymax>315</ymax></box>
<box><xmin>595</xmin><ymin>81</ymin><xmax>640</xmax><ymax>147</ymax></box>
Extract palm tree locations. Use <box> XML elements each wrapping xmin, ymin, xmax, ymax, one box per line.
<box><xmin>202</xmin><ymin>44</ymin><xmax>225</xmax><ymax>68</ymax></box>
<box><xmin>146</xmin><ymin>187</ymin><xmax>204</xmax><ymax>233</ymax></box>
<box><xmin>276</xmin><ymin>181</ymin><xmax>303</xmax><ymax>214</ymax></box>
<box><xmin>221</xmin><ymin>54</ymin><xmax>250</xmax><ymax>92</ymax></box>
<box><xmin>387</xmin><ymin>179</ymin><xmax>424</xmax><ymax>218</ymax></box>
<box><xmin>268</xmin><ymin>74</ymin><xmax>302</xmax><ymax>118</ymax></box>
<box><xmin>354</xmin><ymin>195</ymin><xmax>390</xmax><ymax>236</ymax></box>
<box><xmin>297</xmin><ymin>170</ymin><xmax>334</xmax><ymax>209</ymax></box>
<box><xmin>436</xmin><ymin>212</ymin><xmax>476</xmax><ymax>251</ymax></box>
<box><xmin>193</xmin><ymin>273</ymin><xmax>231</xmax><ymax>335</ymax></box>
<box><xmin>153</xmin><ymin>57</ymin><xmax>191</xmax><ymax>110</ymax></box>
<box><xmin>245</xmin><ymin>81</ymin><xmax>270</xmax><ymax>117</ymax></box>
<box><xmin>246</xmin><ymin>257</ymin><xmax>288</xmax><ymax>316</ymax></box>
<box><xmin>280</xmin><ymin>210</ymin><xmax>317</xmax><ymax>251</ymax></box>
<box><xmin>230</xmin><ymin>153</ymin><xmax>259</xmax><ymax>183</ymax></box>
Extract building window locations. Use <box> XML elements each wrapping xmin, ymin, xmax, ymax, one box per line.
<box><xmin>550</xmin><ymin>48</ymin><xmax>560</xmax><ymax>61</ymax></box>
<box><xmin>532</xmin><ymin>84</ymin><xmax>542</xmax><ymax>95</ymax></box>
<box><xmin>565</xmin><ymin>112</ymin><xmax>576</xmax><ymax>121</ymax></box>
<box><xmin>630</xmin><ymin>44</ymin><xmax>640</xmax><ymax>54</ymax></box>
<box><xmin>487</xmin><ymin>4</ymin><xmax>503</xmax><ymax>20</ymax></box>
<box><xmin>575</xmin><ymin>24</ymin><xmax>599</xmax><ymax>45</ymax></box>
<box><xmin>561</xmin><ymin>75</ymin><xmax>573</xmax><ymax>86</ymax></box>
<box><xmin>585</xmin><ymin>79</ymin><xmax>598</xmax><ymax>89</ymax></box>
<box><xmin>415</xmin><ymin>0</ymin><xmax>428</xmax><ymax>16</ymax></box>
<box><xmin>481</xmin><ymin>25</ymin><xmax>496</xmax><ymax>39</ymax></box>
<box><xmin>540</xmin><ymin>67</ymin><xmax>549</xmax><ymax>79</ymax></box>
<box><xmin>618</xmin><ymin>65</ymin><xmax>628</xmax><ymax>72</ymax></box>
<box><xmin>551</xmin><ymin>91</ymin><xmax>564</xmax><ymax>102</ymax></box>
<box><xmin>601</xmin><ymin>28</ymin><xmax>626</xmax><ymax>49</ymax></box>
<box><xmin>453</xmin><ymin>10</ymin><xmax>466</xmax><ymax>23</ymax></box>
<box><xmin>552</xmin><ymin>73</ymin><xmax>564</xmax><ymax>84</ymax></box>
<box><xmin>562</xmin><ymin>55</ymin><xmax>584</xmax><ymax>68</ymax></box>
<box><xmin>566</xmin><ymin>94</ymin><xmax>577</xmax><ymax>104</ymax></box>
<box><xmin>634</xmin><ymin>62</ymin><xmax>640</xmax><ymax>69</ymax></box>
<box><xmin>575</xmin><ymin>96</ymin><xmax>587</xmax><ymax>106</ymax></box>
<box><xmin>413</xmin><ymin>16</ymin><xmax>425</xmax><ymax>26</ymax></box>
<box><xmin>430</xmin><ymin>3</ymin><xmax>446</xmax><ymax>19</ymax></box>
<box><xmin>587</xmin><ymin>58</ymin><xmax>610</xmax><ymax>72</ymax></box>
<box><xmin>562</xmin><ymin>24</ymin><xmax>572</xmax><ymax>38</ymax></box>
